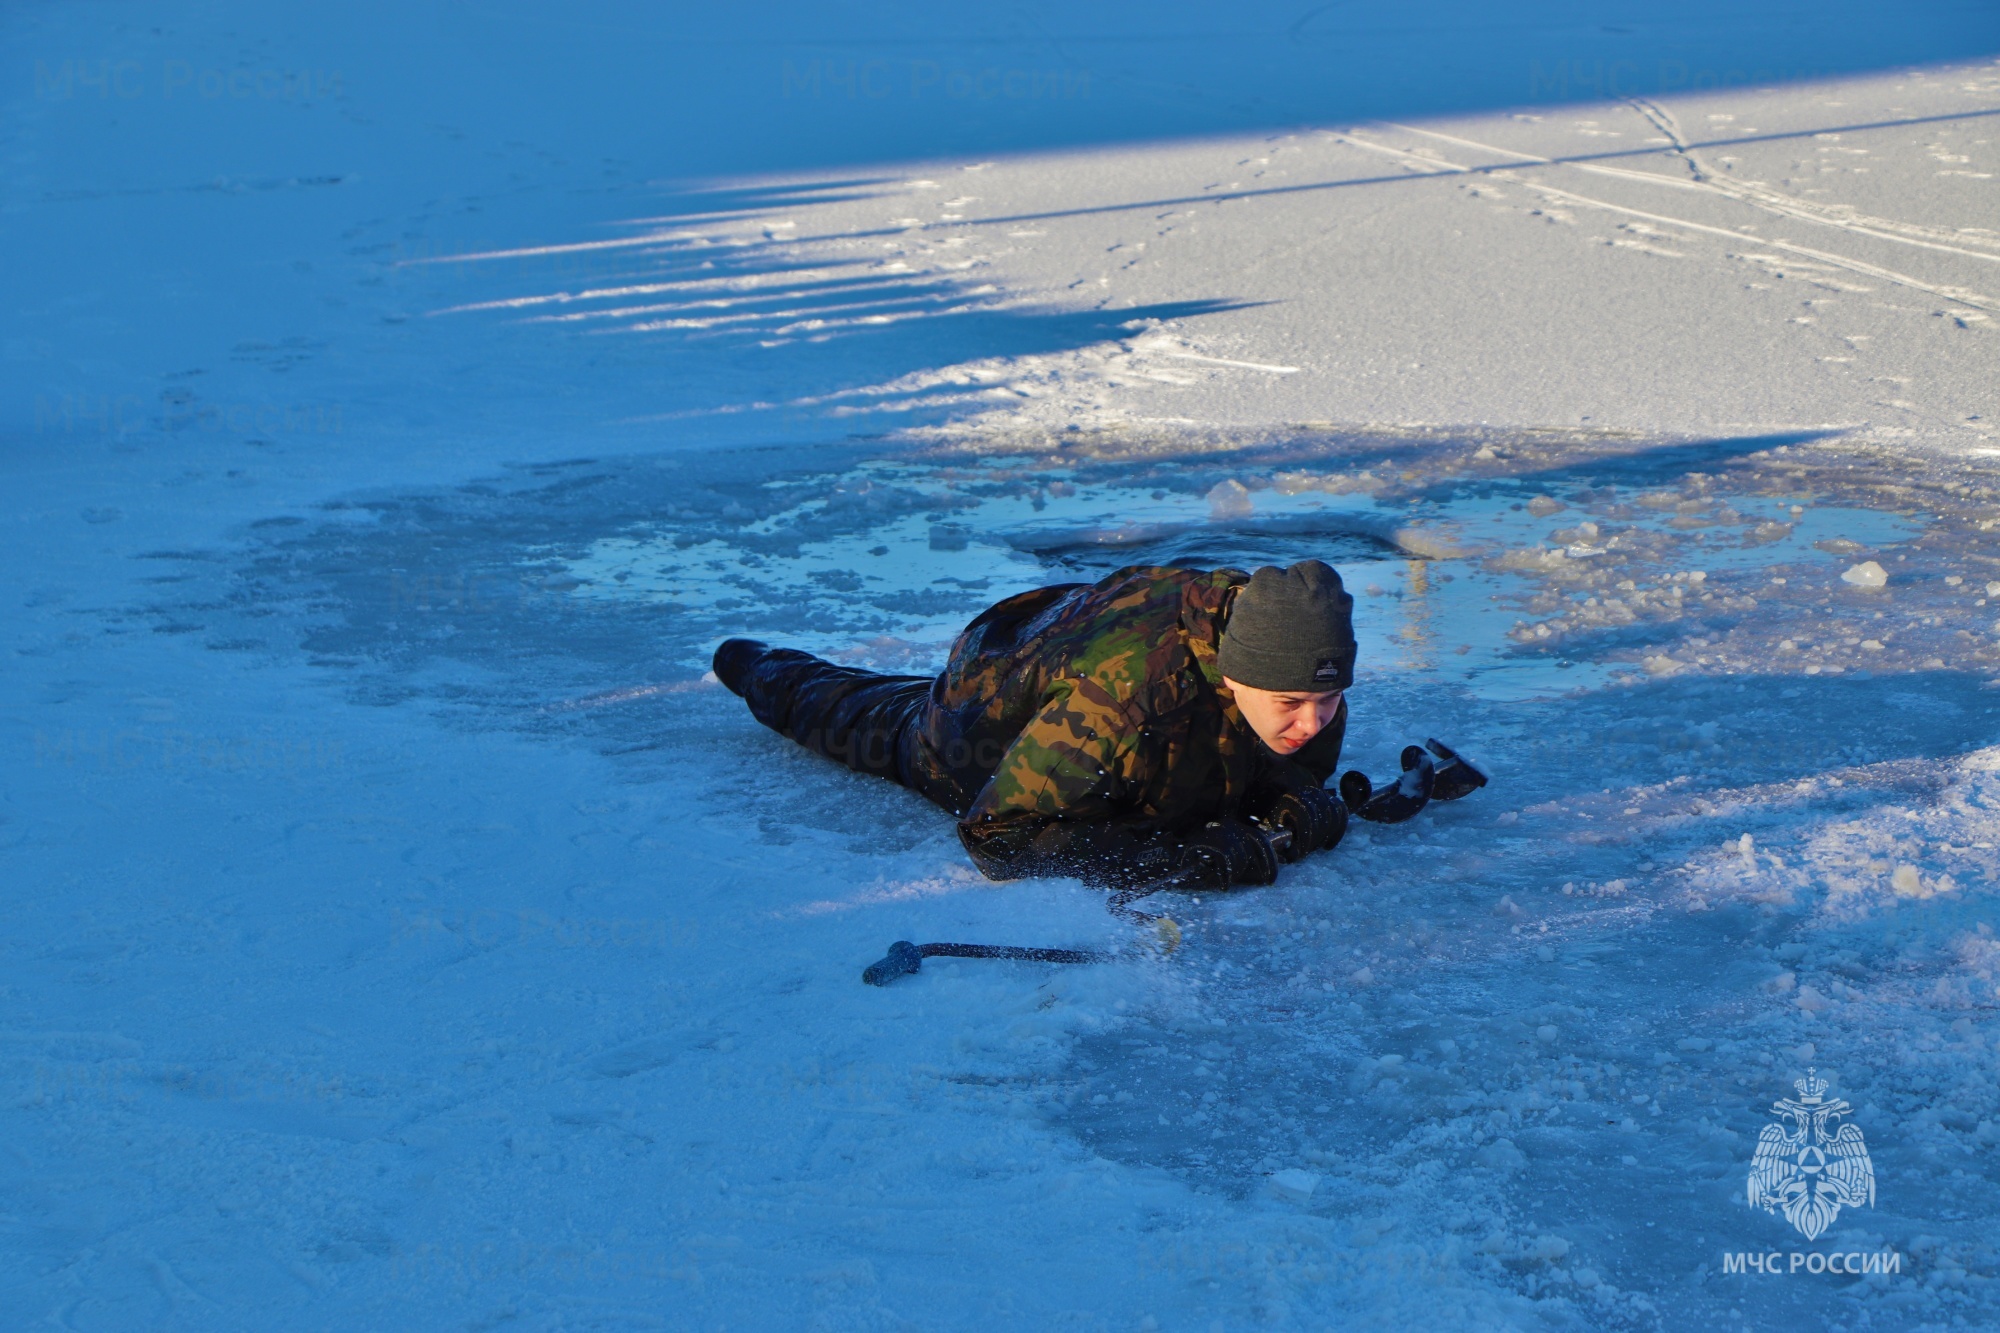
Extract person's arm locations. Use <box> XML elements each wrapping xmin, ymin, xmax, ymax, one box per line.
<box><xmin>955</xmin><ymin>677</ymin><xmax>1279</xmax><ymax>888</ymax></box>
<box><xmin>953</xmin><ymin>675</ymin><xmax>1164</xmax><ymax>885</ymax></box>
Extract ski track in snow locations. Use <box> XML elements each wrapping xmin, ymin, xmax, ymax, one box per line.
<box><xmin>6</xmin><ymin>3</ymin><xmax>2000</xmax><ymax>1329</ymax></box>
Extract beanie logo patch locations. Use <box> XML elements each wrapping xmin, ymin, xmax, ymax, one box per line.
<box><xmin>1314</xmin><ymin>658</ymin><xmax>1345</xmax><ymax>682</ymax></box>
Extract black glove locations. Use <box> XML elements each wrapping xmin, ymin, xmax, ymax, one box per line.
<box><xmin>1260</xmin><ymin>786</ymin><xmax>1349</xmax><ymax>861</ymax></box>
<box><xmin>1176</xmin><ymin>818</ymin><xmax>1282</xmax><ymax>889</ymax></box>
<box><xmin>1339</xmin><ymin>751</ymin><xmax>1436</xmax><ymax>823</ymax></box>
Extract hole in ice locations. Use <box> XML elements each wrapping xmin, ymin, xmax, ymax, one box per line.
<box><xmin>555</xmin><ymin>454</ymin><xmax>1921</xmax><ymax>702</ymax></box>
<box><xmin>180</xmin><ymin>434</ymin><xmax>1978</xmax><ymax>763</ymax></box>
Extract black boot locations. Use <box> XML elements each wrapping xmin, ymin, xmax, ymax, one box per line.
<box><xmin>711</xmin><ymin>638</ymin><xmax>769</xmax><ymax>697</ymax></box>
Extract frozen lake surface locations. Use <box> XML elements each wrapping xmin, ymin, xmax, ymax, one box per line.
<box><xmin>97</xmin><ymin>427</ymin><xmax>2000</xmax><ymax>1328</ymax></box>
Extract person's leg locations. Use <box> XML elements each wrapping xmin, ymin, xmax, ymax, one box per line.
<box><xmin>718</xmin><ymin>642</ymin><xmax>934</xmax><ymax>786</ymax></box>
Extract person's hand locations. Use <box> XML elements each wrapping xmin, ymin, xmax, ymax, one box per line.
<box><xmin>1262</xmin><ymin>786</ymin><xmax>1348</xmax><ymax>861</ymax></box>
<box><xmin>1177</xmin><ymin>819</ymin><xmax>1282</xmax><ymax>888</ymax></box>
<box><xmin>1340</xmin><ymin>752</ymin><xmax>1435</xmax><ymax>823</ymax></box>
<box><xmin>1402</xmin><ymin>738</ymin><xmax>1488</xmax><ymax>802</ymax></box>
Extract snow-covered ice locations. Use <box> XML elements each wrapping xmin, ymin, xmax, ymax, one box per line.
<box><xmin>6</xmin><ymin>2</ymin><xmax>2000</xmax><ymax>1329</ymax></box>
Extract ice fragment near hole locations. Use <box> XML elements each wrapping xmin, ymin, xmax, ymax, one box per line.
<box><xmin>1891</xmin><ymin>864</ymin><xmax>1924</xmax><ymax>896</ymax></box>
<box><xmin>1521</xmin><ymin>1235</ymin><xmax>1570</xmax><ymax>1263</ymax></box>
<box><xmin>1205</xmin><ymin>478</ymin><xmax>1253</xmax><ymax>520</ymax></box>
<box><xmin>1268</xmin><ymin>1168</ymin><xmax>1320</xmax><ymax>1203</ymax></box>
<box><xmin>1526</xmin><ymin>495</ymin><xmax>1564</xmax><ymax>516</ymax></box>
<box><xmin>1393</xmin><ymin>525</ymin><xmax>1474</xmax><ymax>559</ymax></box>
<box><xmin>1841</xmin><ymin>561</ymin><xmax>1888</xmax><ymax>589</ymax></box>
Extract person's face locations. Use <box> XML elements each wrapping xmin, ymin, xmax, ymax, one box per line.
<box><xmin>1222</xmin><ymin>678</ymin><xmax>1344</xmax><ymax>755</ymax></box>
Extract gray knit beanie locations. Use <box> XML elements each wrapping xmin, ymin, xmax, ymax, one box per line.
<box><xmin>1215</xmin><ymin>560</ymin><xmax>1357</xmax><ymax>692</ymax></box>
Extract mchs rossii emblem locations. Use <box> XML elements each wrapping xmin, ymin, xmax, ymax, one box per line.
<box><xmin>1748</xmin><ymin>1068</ymin><xmax>1876</xmax><ymax>1241</ymax></box>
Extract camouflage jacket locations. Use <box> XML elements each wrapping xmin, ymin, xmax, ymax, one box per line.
<box><xmin>907</xmin><ymin>566</ymin><xmax>1347</xmax><ymax>884</ymax></box>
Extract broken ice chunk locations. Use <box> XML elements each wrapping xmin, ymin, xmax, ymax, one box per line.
<box><xmin>1268</xmin><ymin>1168</ymin><xmax>1321</xmax><ymax>1203</ymax></box>
<box><xmin>1206</xmin><ymin>478</ymin><xmax>1253</xmax><ymax>520</ymax></box>
<box><xmin>1393</xmin><ymin>525</ymin><xmax>1476</xmax><ymax>559</ymax></box>
<box><xmin>1841</xmin><ymin>561</ymin><xmax>1888</xmax><ymax>589</ymax></box>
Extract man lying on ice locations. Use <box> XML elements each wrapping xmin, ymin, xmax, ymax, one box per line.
<box><xmin>713</xmin><ymin>559</ymin><xmax>1372</xmax><ymax>892</ymax></box>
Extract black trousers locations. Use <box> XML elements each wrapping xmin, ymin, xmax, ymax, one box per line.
<box><xmin>738</xmin><ymin>649</ymin><xmax>947</xmax><ymax>801</ymax></box>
